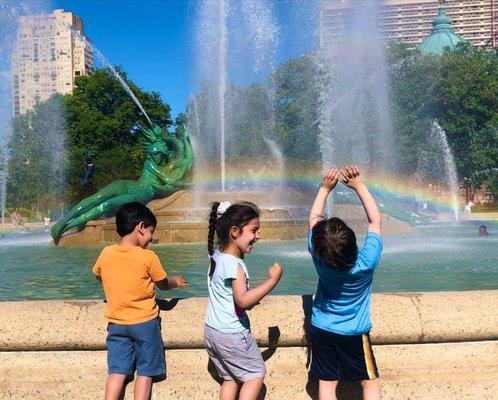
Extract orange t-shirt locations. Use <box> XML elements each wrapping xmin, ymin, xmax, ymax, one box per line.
<box><xmin>92</xmin><ymin>245</ymin><xmax>167</xmax><ymax>324</ymax></box>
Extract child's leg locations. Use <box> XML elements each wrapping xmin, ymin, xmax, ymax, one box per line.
<box><xmin>318</xmin><ymin>379</ymin><xmax>338</xmax><ymax>400</ymax></box>
<box><xmin>105</xmin><ymin>373</ymin><xmax>127</xmax><ymax>400</ymax></box>
<box><xmin>361</xmin><ymin>378</ymin><xmax>381</xmax><ymax>400</ymax></box>
<box><xmin>239</xmin><ymin>377</ymin><xmax>264</xmax><ymax>400</ymax></box>
<box><xmin>220</xmin><ymin>379</ymin><xmax>238</xmax><ymax>400</ymax></box>
<box><xmin>134</xmin><ymin>375</ymin><xmax>152</xmax><ymax>400</ymax></box>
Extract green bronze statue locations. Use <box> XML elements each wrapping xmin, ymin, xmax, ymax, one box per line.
<box><xmin>51</xmin><ymin>124</ymin><xmax>193</xmax><ymax>244</ymax></box>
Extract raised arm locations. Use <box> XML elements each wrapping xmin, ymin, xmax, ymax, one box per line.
<box><xmin>309</xmin><ymin>169</ymin><xmax>340</xmax><ymax>229</ymax></box>
<box><xmin>340</xmin><ymin>166</ymin><xmax>382</xmax><ymax>235</ymax></box>
<box><xmin>232</xmin><ymin>263</ymin><xmax>282</xmax><ymax>310</ymax></box>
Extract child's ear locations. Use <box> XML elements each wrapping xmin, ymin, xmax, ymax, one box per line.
<box><xmin>230</xmin><ymin>226</ymin><xmax>240</xmax><ymax>240</ymax></box>
<box><xmin>138</xmin><ymin>221</ymin><xmax>145</xmax><ymax>233</ymax></box>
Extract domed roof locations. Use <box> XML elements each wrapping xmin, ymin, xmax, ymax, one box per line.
<box><xmin>417</xmin><ymin>7</ymin><xmax>467</xmax><ymax>55</ymax></box>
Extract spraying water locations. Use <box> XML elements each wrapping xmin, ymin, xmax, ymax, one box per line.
<box><xmin>218</xmin><ymin>0</ymin><xmax>228</xmax><ymax>191</ymax></box>
<box><xmin>193</xmin><ymin>0</ymin><xmax>279</xmax><ymax>192</ymax></box>
<box><xmin>0</xmin><ymin>1</ymin><xmax>52</xmax><ymax>223</ymax></box>
<box><xmin>316</xmin><ymin>1</ymin><xmax>395</xmax><ymax>172</ymax></box>
<box><xmin>429</xmin><ymin>121</ymin><xmax>460</xmax><ymax>220</ymax></box>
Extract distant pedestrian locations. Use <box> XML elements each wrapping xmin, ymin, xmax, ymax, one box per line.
<box><xmin>82</xmin><ymin>154</ymin><xmax>94</xmax><ymax>187</ymax></box>
<box><xmin>464</xmin><ymin>200</ymin><xmax>475</xmax><ymax>214</ymax></box>
<box><xmin>43</xmin><ymin>216</ymin><xmax>51</xmax><ymax>232</ymax></box>
<box><xmin>10</xmin><ymin>208</ymin><xmax>26</xmax><ymax>228</ymax></box>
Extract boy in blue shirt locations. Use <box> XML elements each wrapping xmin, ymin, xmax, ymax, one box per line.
<box><xmin>308</xmin><ymin>166</ymin><xmax>383</xmax><ymax>400</ymax></box>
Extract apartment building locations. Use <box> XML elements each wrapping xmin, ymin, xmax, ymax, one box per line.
<box><xmin>12</xmin><ymin>9</ymin><xmax>93</xmax><ymax>116</ymax></box>
<box><xmin>320</xmin><ymin>0</ymin><xmax>498</xmax><ymax>49</ymax></box>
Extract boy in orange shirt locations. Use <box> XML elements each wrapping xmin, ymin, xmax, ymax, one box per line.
<box><xmin>92</xmin><ymin>202</ymin><xmax>187</xmax><ymax>400</ymax></box>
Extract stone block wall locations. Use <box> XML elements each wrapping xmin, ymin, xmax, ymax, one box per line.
<box><xmin>1</xmin><ymin>292</ymin><xmax>497</xmax><ymax>399</ymax></box>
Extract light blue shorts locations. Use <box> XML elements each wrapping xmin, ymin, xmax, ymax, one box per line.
<box><xmin>204</xmin><ymin>324</ymin><xmax>266</xmax><ymax>382</ymax></box>
<box><xmin>107</xmin><ymin>317</ymin><xmax>166</xmax><ymax>378</ymax></box>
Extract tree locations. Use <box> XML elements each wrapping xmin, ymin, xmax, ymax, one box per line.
<box><xmin>271</xmin><ymin>55</ymin><xmax>321</xmax><ymax>163</ymax></box>
<box><xmin>65</xmin><ymin>68</ymin><xmax>172</xmax><ymax>202</ymax></box>
<box><xmin>388</xmin><ymin>42</ymin><xmax>498</xmax><ymax>198</ymax></box>
<box><xmin>7</xmin><ymin>95</ymin><xmax>67</xmax><ymax>213</ymax></box>
<box><xmin>7</xmin><ymin>67</ymin><xmax>173</xmax><ymax>213</ymax></box>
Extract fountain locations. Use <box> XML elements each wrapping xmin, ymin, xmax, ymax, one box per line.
<box><xmin>0</xmin><ymin>6</ymin><xmax>497</xmax><ymax>399</ymax></box>
<box><xmin>316</xmin><ymin>1</ymin><xmax>394</xmax><ymax>172</ymax></box>
<box><xmin>49</xmin><ymin>0</ymin><xmax>433</xmax><ymax>245</ymax></box>
<box><xmin>419</xmin><ymin>121</ymin><xmax>460</xmax><ymax>220</ymax></box>
<box><xmin>0</xmin><ymin>1</ymin><xmax>495</xmax><ymax>299</ymax></box>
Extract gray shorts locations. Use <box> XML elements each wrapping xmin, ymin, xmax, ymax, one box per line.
<box><xmin>204</xmin><ymin>324</ymin><xmax>266</xmax><ymax>382</ymax></box>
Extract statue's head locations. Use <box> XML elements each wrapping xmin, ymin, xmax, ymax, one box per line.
<box><xmin>146</xmin><ymin>140</ymin><xmax>171</xmax><ymax>164</ymax></box>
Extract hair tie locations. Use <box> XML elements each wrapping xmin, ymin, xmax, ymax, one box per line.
<box><xmin>217</xmin><ymin>201</ymin><xmax>231</xmax><ymax>219</ymax></box>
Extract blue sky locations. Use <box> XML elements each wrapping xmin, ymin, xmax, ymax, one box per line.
<box><xmin>50</xmin><ymin>0</ymin><xmax>318</xmax><ymax>118</ymax></box>
<box><xmin>53</xmin><ymin>0</ymin><xmax>196</xmax><ymax>117</ymax></box>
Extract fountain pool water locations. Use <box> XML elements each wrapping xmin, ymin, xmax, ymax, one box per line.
<box><xmin>1</xmin><ymin>2</ymin><xmax>496</xmax><ymax>302</ymax></box>
<box><xmin>0</xmin><ymin>220</ymin><xmax>497</xmax><ymax>301</ymax></box>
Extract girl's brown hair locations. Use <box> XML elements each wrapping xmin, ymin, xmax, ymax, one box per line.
<box><xmin>207</xmin><ymin>201</ymin><xmax>260</xmax><ymax>276</ymax></box>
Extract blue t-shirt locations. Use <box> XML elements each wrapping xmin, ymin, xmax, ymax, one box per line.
<box><xmin>308</xmin><ymin>230</ymin><xmax>383</xmax><ymax>335</ymax></box>
<box><xmin>205</xmin><ymin>250</ymin><xmax>250</xmax><ymax>333</ymax></box>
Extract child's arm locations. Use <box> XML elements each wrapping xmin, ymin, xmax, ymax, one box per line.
<box><xmin>156</xmin><ymin>276</ymin><xmax>188</xmax><ymax>291</ymax></box>
<box><xmin>232</xmin><ymin>263</ymin><xmax>282</xmax><ymax>310</ymax></box>
<box><xmin>309</xmin><ymin>168</ymin><xmax>340</xmax><ymax>229</ymax></box>
<box><xmin>340</xmin><ymin>165</ymin><xmax>382</xmax><ymax>235</ymax></box>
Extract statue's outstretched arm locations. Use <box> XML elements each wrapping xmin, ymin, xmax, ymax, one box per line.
<box><xmin>169</xmin><ymin>133</ymin><xmax>193</xmax><ymax>170</ymax></box>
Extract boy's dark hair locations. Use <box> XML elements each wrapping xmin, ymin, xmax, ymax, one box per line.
<box><xmin>115</xmin><ymin>202</ymin><xmax>157</xmax><ymax>237</ymax></box>
<box><xmin>207</xmin><ymin>201</ymin><xmax>260</xmax><ymax>276</ymax></box>
<box><xmin>312</xmin><ymin>217</ymin><xmax>358</xmax><ymax>271</ymax></box>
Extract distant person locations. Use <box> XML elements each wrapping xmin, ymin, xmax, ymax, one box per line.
<box><xmin>205</xmin><ymin>201</ymin><xmax>283</xmax><ymax>400</ymax></box>
<box><xmin>464</xmin><ymin>200</ymin><xmax>475</xmax><ymax>214</ymax></box>
<box><xmin>92</xmin><ymin>202</ymin><xmax>188</xmax><ymax>400</ymax></box>
<box><xmin>43</xmin><ymin>216</ymin><xmax>51</xmax><ymax>232</ymax></box>
<box><xmin>479</xmin><ymin>225</ymin><xmax>490</xmax><ymax>236</ymax></box>
<box><xmin>308</xmin><ymin>166</ymin><xmax>383</xmax><ymax>400</ymax></box>
<box><xmin>10</xmin><ymin>208</ymin><xmax>26</xmax><ymax>228</ymax></box>
<box><xmin>81</xmin><ymin>154</ymin><xmax>94</xmax><ymax>187</ymax></box>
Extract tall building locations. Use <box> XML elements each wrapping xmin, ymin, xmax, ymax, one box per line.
<box><xmin>320</xmin><ymin>0</ymin><xmax>498</xmax><ymax>49</ymax></box>
<box><xmin>11</xmin><ymin>9</ymin><xmax>93</xmax><ymax>116</ymax></box>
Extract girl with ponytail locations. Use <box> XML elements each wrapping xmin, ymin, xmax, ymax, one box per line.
<box><xmin>204</xmin><ymin>201</ymin><xmax>283</xmax><ymax>400</ymax></box>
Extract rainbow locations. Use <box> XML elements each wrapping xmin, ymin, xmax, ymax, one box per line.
<box><xmin>189</xmin><ymin>167</ymin><xmax>462</xmax><ymax>216</ymax></box>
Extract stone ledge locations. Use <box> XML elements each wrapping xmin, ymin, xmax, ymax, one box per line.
<box><xmin>1</xmin><ymin>342</ymin><xmax>497</xmax><ymax>400</ymax></box>
<box><xmin>0</xmin><ymin>291</ymin><xmax>497</xmax><ymax>351</ymax></box>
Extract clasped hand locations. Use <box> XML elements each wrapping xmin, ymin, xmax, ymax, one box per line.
<box><xmin>321</xmin><ymin>165</ymin><xmax>363</xmax><ymax>191</ymax></box>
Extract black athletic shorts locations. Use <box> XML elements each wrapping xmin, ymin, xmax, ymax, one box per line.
<box><xmin>309</xmin><ymin>324</ymin><xmax>379</xmax><ymax>381</ymax></box>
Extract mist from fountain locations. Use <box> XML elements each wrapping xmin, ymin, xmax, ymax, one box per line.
<box><xmin>192</xmin><ymin>0</ymin><xmax>280</xmax><ymax>194</ymax></box>
<box><xmin>0</xmin><ymin>145</ymin><xmax>7</xmax><ymax>224</ymax></box>
<box><xmin>218</xmin><ymin>0</ymin><xmax>227</xmax><ymax>192</ymax></box>
<box><xmin>316</xmin><ymin>1</ymin><xmax>395</xmax><ymax>172</ymax></box>
<box><xmin>421</xmin><ymin>121</ymin><xmax>460</xmax><ymax>220</ymax></box>
<box><xmin>0</xmin><ymin>1</ymin><xmax>51</xmax><ymax>225</ymax></box>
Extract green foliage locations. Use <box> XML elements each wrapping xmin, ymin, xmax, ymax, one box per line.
<box><xmin>7</xmin><ymin>68</ymin><xmax>172</xmax><ymax>213</ymax></box>
<box><xmin>272</xmin><ymin>55</ymin><xmax>321</xmax><ymax>163</ymax></box>
<box><xmin>388</xmin><ymin>42</ymin><xmax>498</xmax><ymax>197</ymax></box>
<box><xmin>6</xmin><ymin>95</ymin><xmax>67</xmax><ymax>213</ymax></box>
<box><xmin>6</xmin><ymin>43</ymin><xmax>498</xmax><ymax>212</ymax></box>
<box><xmin>188</xmin><ymin>54</ymin><xmax>321</xmax><ymax>164</ymax></box>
